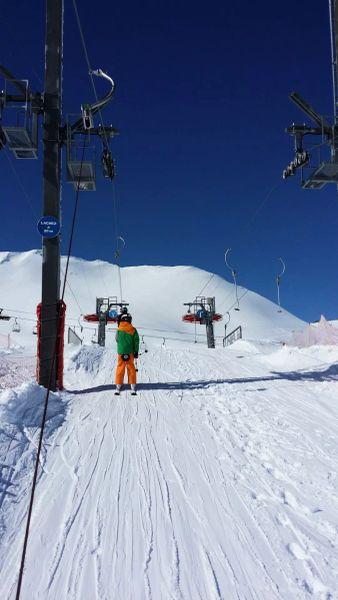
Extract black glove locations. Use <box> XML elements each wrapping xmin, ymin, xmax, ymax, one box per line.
<box><xmin>134</xmin><ymin>352</ymin><xmax>138</xmax><ymax>359</ymax></box>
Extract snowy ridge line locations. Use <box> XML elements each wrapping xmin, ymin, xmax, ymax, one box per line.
<box><xmin>0</xmin><ymin>250</ymin><xmax>306</xmax><ymax>352</ymax></box>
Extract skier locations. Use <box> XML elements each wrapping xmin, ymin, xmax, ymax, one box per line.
<box><xmin>115</xmin><ymin>311</ymin><xmax>139</xmax><ymax>395</ymax></box>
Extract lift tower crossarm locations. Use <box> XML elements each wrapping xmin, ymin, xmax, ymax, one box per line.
<box><xmin>285</xmin><ymin>124</ymin><xmax>325</xmax><ymax>136</ymax></box>
<box><xmin>70</xmin><ymin>69</ymin><xmax>115</xmax><ymax>134</ymax></box>
<box><xmin>0</xmin><ymin>64</ymin><xmax>32</xmax><ymax>98</ymax></box>
<box><xmin>289</xmin><ymin>92</ymin><xmax>331</xmax><ymax>133</ymax></box>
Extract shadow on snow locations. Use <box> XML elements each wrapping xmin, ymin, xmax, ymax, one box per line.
<box><xmin>67</xmin><ymin>362</ymin><xmax>338</xmax><ymax>394</ymax></box>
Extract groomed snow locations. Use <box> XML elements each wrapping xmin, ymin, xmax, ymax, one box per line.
<box><xmin>0</xmin><ymin>252</ymin><xmax>337</xmax><ymax>599</ymax></box>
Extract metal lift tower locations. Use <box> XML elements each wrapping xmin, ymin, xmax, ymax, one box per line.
<box><xmin>282</xmin><ymin>1</ymin><xmax>338</xmax><ymax>189</ymax></box>
<box><xmin>40</xmin><ymin>0</ymin><xmax>63</xmax><ymax>390</ymax></box>
<box><xmin>182</xmin><ymin>297</ymin><xmax>222</xmax><ymax>348</ymax></box>
<box><xmin>0</xmin><ymin>0</ymin><xmax>118</xmax><ymax>390</ymax></box>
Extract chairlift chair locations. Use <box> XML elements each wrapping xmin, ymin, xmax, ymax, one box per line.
<box><xmin>66</xmin><ymin>122</ymin><xmax>96</xmax><ymax>191</ymax></box>
<box><xmin>12</xmin><ymin>318</ymin><xmax>21</xmax><ymax>332</ymax></box>
<box><xmin>1</xmin><ymin>79</ymin><xmax>38</xmax><ymax>159</ymax></box>
<box><xmin>0</xmin><ymin>309</ymin><xmax>10</xmax><ymax>321</ymax></box>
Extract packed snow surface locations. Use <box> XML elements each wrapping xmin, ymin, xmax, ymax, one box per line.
<box><xmin>0</xmin><ymin>251</ymin><xmax>337</xmax><ymax>599</ymax></box>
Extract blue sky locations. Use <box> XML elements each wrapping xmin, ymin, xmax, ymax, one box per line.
<box><xmin>1</xmin><ymin>0</ymin><xmax>337</xmax><ymax>322</ymax></box>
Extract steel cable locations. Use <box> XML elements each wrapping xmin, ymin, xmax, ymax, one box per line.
<box><xmin>71</xmin><ymin>0</ymin><xmax>124</xmax><ymax>303</ymax></box>
<box><xmin>15</xmin><ymin>135</ymin><xmax>87</xmax><ymax>600</ymax></box>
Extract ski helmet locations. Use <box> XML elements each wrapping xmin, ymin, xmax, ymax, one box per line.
<box><xmin>120</xmin><ymin>313</ymin><xmax>132</xmax><ymax>323</ymax></box>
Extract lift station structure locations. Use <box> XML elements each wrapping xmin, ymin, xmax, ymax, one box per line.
<box><xmin>283</xmin><ymin>1</ymin><xmax>338</xmax><ymax>189</ymax></box>
<box><xmin>182</xmin><ymin>297</ymin><xmax>222</xmax><ymax>349</ymax></box>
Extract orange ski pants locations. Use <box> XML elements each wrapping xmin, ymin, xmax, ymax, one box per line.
<box><xmin>115</xmin><ymin>354</ymin><xmax>137</xmax><ymax>385</ymax></box>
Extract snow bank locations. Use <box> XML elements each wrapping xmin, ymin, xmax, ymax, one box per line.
<box><xmin>65</xmin><ymin>344</ymin><xmax>108</xmax><ymax>387</ymax></box>
<box><xmin>0</xmin><ymin>380</ymin><xmax>66</xmax><ymax>428</ymax></box>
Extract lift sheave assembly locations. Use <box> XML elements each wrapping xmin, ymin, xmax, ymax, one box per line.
<box><xmin>0</xmin><ymin>66</ymin><xmax>118</xmax><ymax>192</ymax></box>
<box><xmin>283</xmin><ymin>1</ymin><xmax>338</xmax><ymax>189</ymax></box>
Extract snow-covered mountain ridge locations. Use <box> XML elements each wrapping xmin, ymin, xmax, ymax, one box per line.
<box><xmin>0</xmin><ymin>250</ymin><xmax>305</xmax><ymax>348</ymax></box>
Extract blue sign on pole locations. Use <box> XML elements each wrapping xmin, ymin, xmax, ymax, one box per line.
<box><xmin>37</xmin><ymin>216</ymin><xmax>61</xmax><ymax>238</ymax></box>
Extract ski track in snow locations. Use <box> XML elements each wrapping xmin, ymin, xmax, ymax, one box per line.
<box><xmin>0</xmin><ymin>344</ymin><xmax>337</xmax><ymax>599</ymax></box>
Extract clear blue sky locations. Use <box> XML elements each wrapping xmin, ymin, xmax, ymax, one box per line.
<box><xmin>1</xmin><ymin>0</ymin><xmax>337</xmax><ymax>322</ymax></box>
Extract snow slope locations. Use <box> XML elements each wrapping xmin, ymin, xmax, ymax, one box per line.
<box><xmin>0</xmin><ymin>340</ymin><xmax>337</xmax><ymax>599</ymax></box>
<box><xmin>0</xmin><ymin>250</ymin><xmax>305</xmax><ymax>352</ymax></box>
<box><xmin>1</xmin><ymin>251</ymin><xmax>337</xmax><ymax>599</ymax></box>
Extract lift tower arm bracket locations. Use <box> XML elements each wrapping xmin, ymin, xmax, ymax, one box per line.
<box><xmin>289</xmin><ymin>92</ymin><xmax>331</xmax><ymax>133</ymax></box>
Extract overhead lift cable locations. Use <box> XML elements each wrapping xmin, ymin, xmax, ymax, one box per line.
<box><xmin>15</xmin><ymin>136</ymin><xmax>87</xmax><ymax>600</ymax></box>
<box><xmin>72</xmin><ymin>0</ymin><xmax>124</xmax><ymax>302</ymax></box>
<box><xmin>0</xmin><ymin>139</ymin><xmax>37</xmax><ymax>218</ymax></box>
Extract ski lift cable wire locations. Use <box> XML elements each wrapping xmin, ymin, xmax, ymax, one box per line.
<box><xmin>113</xmin><ymin>235</ymin><xmax>125</xmax><ymax>302</ymax></box>
<box><xmin>71</xmin><ymin>0</ymin><xmax>124</xmax><ymax>302</ymax></box>
<box><xmin>0</xmin><ymin>140</ymin><xmax>38</xmax><ymax>218</ymax></box>
<box><xmin>112</xmin><ymin>186</ymin><xmax>124</xmax><ymax>302</ymax></box>
<box><xmin>64</xmin><ymin>275</ymin><xmax>84</xmax><ymax>315</ymax></box>
<box><xmin>1</xmin><ymin>11</ymin><xmax>44</xmax><ymax>88</ymax></box>
<box><xmin>60</xmin><ymin>258</ymin><xmax>88</xmax><ymax>318</ymax></box>
<box><xmin>329</xmin><ymin>0</ymin><xmax>338</xmax><ymax>122</ymax></box>
<box><xmin>192</xmin><ymin>181</ymin><xmax>281</xmax><ymax>313</ymax></box>
<box><xmin>196</xmin><ymin>273</ymin><xmax>215</xmax><ymax>297</ymax></box>
<box><xmin>240</xmin><ymin>180</ymin><xmax>281</xmax><ymax>235</ymax></box>
<box><xmin>15</xmin><ymin>135</ymin><xmax>88</xmax><ymax>600</ymax></box>
<box><xmin>71</xmin><ymin>0</ymin><xmax>112</xmax><ymax>149</ymax></box>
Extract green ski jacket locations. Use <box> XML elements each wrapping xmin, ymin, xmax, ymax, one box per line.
<box><xmin>116</xmin><ymin>321</ymin><xmax>140</xmax><ymax>355</ymax></box>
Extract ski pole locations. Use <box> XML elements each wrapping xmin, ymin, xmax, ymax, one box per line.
<box><xmin>135</xmin><ymin>349</ymin><xmax>148</xmax><ymax>372</ymax></box>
